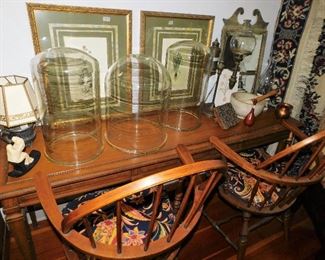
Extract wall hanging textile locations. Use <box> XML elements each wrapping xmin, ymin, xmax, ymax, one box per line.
<box><xmin>282</xmin><ymin>0</ymin><xmax>325</xmax><ymax>135</ymax></box>
<box><xmin>258</xmin><ymin>0</ymin><xmax>313</xmax><ymax>107</ymax></box>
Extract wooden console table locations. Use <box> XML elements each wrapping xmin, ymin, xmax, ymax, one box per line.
<box><xmin>0</xmin><ymin>110</ymin><xmax>297</xmax><ymax>259</ymax></box>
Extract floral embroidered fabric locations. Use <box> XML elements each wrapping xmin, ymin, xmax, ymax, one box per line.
<box><xmin>223</xmin><ymin>148</ymin><xmax>312</xmax><ymax>208</ymax></box>
<box><xmin>258</xmin><ymin>0</ymin><xmax>313</xmax><ymax>106</ymax></box>
<box><xmin>223</xmin><ymin>149</ymin><xmax>282</xmax><ymax>208</ymax></box>
<box><xmin>300</xmin><ymin>21</ymin><xmax>325</xmax><ymax>135</ymax></box>
<box><xmin>62</xmin><ymin>188</ymin><xmax>175</xmax><ymax>246</ymax></box>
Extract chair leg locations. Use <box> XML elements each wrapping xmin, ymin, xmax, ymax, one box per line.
<box><xmin>167</xmin><ymin>247</ymin><xmax>181</xmax><ymax>260</ymax></box>
<box><xmin>237</xmin><ymin>211</ymin><xmax>251</xmax><ymax>260</ymax></box>
<box><xmin>62</xmin><ymin>243</ymin><xmax>79</xmax><ymax>260</ymax></box>
<box><xmin>283</xmin><ymin>209</ymin><xmax>291</xmax><ymax>241</ymax></box>
<box><xmin>203</xmin><ymin>210</ymin><xmax>240</xmax><ymax>250</ymax></box>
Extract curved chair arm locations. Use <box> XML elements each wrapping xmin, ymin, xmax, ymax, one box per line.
<box><xmin>34</xmin><ymin>171</ymin><xmax>64</xmax><ymax>229</ymax></box>
<box><xmin>34</xmin><ymin>160</ymin><xmax>226</xmax><ymax>233</ymax></box>
<box><xmin>281</xmin><ymin>119</ymin><xmax>308</xmax><ymax>140</ymax></box>
<box><xmin>257</xmin><ymin>130</ymin><xmax>325</xmax><ymax>170</ymax></box>
<box><xmin>177</xmin><ymin>144</ymin><xmax>195</xmax><ymax>164</ymax></box>
<box><xmin>210</xmin><ymin>133</ymin><xmax>325</xmax><ymax>186</ymax></box>
<box><xmin>210</xmin><ymin>136</ymin><xmax>261</xmax><ymax>177</ymax></box>
<box><xmin>34</xmin><ymin>158</ymin><xmax>227</xmax><ymax>259</ymax></box>
<box><xmin>60</xmin><ymin>160</ymin><xmax>226</xmax><ymax>233</ymax></box>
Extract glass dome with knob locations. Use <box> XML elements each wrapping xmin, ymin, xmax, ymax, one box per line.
<box><xmin>31</xmin><ymin>47</ymin><xmax>103</xmax><ymax>166</ymax></box>
<box><xmin>105</xmin><ymin>54</ymin><xmax>171</xmax><ymax>155</ymax></box>
<box><xmin>228</xmin><ymin>20</ymin><xmax>256</xmax><ymax>89</ymax></box>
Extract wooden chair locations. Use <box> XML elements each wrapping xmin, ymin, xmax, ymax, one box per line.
<box><xmin>205</xmin><ymin>120</ymin><xmax>325</xmax><ymax>260</ymax></box>
<box><xmin>34</xmin><ymin>144</ymin><xmax>227</xmax><ymax>259</ymax></box>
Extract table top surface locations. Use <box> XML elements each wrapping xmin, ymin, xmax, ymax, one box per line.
<box><xmin>0</xmin><ymin>109</ymin><xmax>296</xmax><ymax>200</ymax></box>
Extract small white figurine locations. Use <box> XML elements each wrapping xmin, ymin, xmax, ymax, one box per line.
<box><xmin>6</xmin><ymin>136</ymin><xmax>40</xmax><ymax>177</ymax></box>
<box><xmin>7</xmin><ymin>136</ymin><xmax>34</xmax><ymax>165</ymax></box>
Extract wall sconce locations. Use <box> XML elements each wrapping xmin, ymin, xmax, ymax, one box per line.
<box><xmin>228</xmin><ymin>20</ymin><xmax>256</xmax><ymax>89</ymax></box>
<box><xmin>0</xmin><ymin>75</ymin><xmax>39</xmax><ymax>146</ymax></box>
<box><xmin>210</xmin><ymin>39</ymin><xmax>225</xmax><ymax>105</ymax></box>
<box><xmin>202</xmin><ymin>38</ymin><xmax>224</xmax><ymax>117</ymax></box>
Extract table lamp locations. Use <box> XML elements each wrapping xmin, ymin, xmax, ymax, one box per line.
<box><xmin>0</xmin><ymin>75</ymin><xmax>39</xmax><ymax>146</ymax></box>
<box><xmin>228</xmin><ymin>20</ymin><xmax>256</xmax><ymax>89</ymax></box>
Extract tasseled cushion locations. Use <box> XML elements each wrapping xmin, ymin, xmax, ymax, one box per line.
<box><xmin>62</xmin><ymin>188</ymin><xmax>175</xmax><ymax>246</ymax></box>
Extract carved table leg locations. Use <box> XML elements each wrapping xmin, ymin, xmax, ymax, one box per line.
<box><xmin>2</xmin><ymin>198</ymin><xmax>36</xmax><ymax>260</ymax></box>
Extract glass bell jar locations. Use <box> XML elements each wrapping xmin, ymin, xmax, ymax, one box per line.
<box><xmin>229</xmin><ymin>20</ymin><xmax>256</xmax><ymax>57</ymax></box>
<box><xmin>105</xmin><ymin>54</ymin><xmax>171</xmax><ymax>155</ymax></box>
<box><xmin>165</xmin><ymin>40</ymin><xmax>210</xmax><ymax>131</ymax></box>
<box><xmin>31</xmin><ymin>47</ymin><xmax>103</xmax><ymax>165</ymax></box>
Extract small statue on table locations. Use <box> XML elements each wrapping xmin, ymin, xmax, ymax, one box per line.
<box><xmin>6</xmin><ymin>136</ymin><xmax>40</xmax><ymax>177</ymax></box>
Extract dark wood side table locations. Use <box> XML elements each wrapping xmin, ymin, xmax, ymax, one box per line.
<box><xmin>0</xmin><ymin>110</ymin><xmax>298</xmax><ymax>260</ymax></box>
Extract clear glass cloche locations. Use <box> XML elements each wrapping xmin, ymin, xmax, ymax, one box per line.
<box><xmin>105</xmin><ymin>54</ymin><xmax>171</xmax><ymax>154</ymax></box>
<box><xmin>165</xmin><ymin>40</ymin><xmax>211</xmax><ymax>131</ymax></box>
<box><xmin>31</xmin><ymin>47</ymin><xmax>103</xmax><ymax>165</ymax></box>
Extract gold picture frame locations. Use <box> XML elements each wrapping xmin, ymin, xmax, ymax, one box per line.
<box><xmin>27</xmin><ymin>3</ymin><xmax>132</xmax><ymax>114</ymax></box>
<box><xmin>140</xmin><ymin>10</ymin><xmax>214</xmax><ymax>63</ymax></box>
<box><xmin>140</xmin><ymin>11</ymin><xmax>214</xmax><ymax>104</ymax></box>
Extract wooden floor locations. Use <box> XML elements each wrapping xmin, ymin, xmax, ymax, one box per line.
<box><xmin>9</xmin><ymin>192</ymin><xmax>323</xmax><ymax>260</ymax></box>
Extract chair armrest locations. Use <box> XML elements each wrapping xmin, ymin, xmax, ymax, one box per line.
<box><xmin>210</xmin><ymin>136</ymin><xmax>313</xmax><ymax>185</ymax></box>
<box><xmin>281</xmin><ymin>119</ymin><xmax>308</xmax><ymax>140</ymax></box>
<box><xmin>176</xmin><ymin>144</ymin><xmax>195</xmax><ymax>164</ymax></box>
<box><xmin>209</xmin><ymin>136</ymin><xmax>260</xmax><ymax>176</ymax></box>
<box><xmin>34</xmin><ymin>172</ymin><xmax>64</xmax><ymax>230</ymax></box>
<box><xmin>257</xmin><ymin>130</ymin><xmax>325</xmax><ymax>169</ymax></box>
<box><xmin>61</xmin><ymin>160</ymin><xmax>226</xmax><ymax>233</ymax></box>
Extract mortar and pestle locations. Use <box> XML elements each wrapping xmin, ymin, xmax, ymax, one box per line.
<box><xmin>230</xmin><ymin>89</ymin><xmax>278</xmax><ymax>126</ymax></box>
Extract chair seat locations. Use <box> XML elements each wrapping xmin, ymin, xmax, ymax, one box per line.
<box><xmin>62</xmin><ymin>188</ymin><xmax>175</xmax><ymax>246</ymax></box>
<box><xmin>208</xmin><ymin>129</ymin><xmax>325</xmax><ymax>260</ymax></box>
<box><xmin>224</xmin><ymin>148</ymin><xmax>284</xmax><ymax>209</ymax></box>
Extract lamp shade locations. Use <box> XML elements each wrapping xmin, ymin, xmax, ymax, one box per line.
<box><xmin>0</xmin><ymin>75</ymin><xmax>38</xmax><ymax>128</ymax></box>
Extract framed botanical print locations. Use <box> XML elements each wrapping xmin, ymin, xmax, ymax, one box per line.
<box><xmin>27</xmin><ymin>3</ymin><xmax>132</xmax><ymax>113</ymax></box>
<box><xmin>140</xmin><ymin>11</ymin><xmax>214</xmax><ymax>106</ymax></box>
<box><xmin>140</xmin><ymin>10</ymin><xmax>214</xmax><ymax>64</ymax></box>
